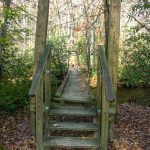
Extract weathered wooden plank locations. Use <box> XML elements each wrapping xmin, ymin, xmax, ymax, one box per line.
<box><xmin>44</xmin><ymin>136</ymin><xmax>99</xmax><ymax>148</ymax></box>
<box><xmin>108</xmin><ymin>0</ymin><xmax>121</xmax><ymax>94</ymax></box>
<box><xmin>108</xmin><ymin>0</ymin><xmax>121</xmax><ymax>138</ymax></box>
<box><xmin>98</xmin><ymin>45</ymin><xmax>116</xmax><ymax>102</ymax></box>
<box><xmin>29</xmin><ymin>2</ymin><xmax>50</xmax><ymax>150</ymax></box>
<box><xmin>97</xmin><ymin>53</ymin><xmax>102</xmax><ymax>142</ymax></box>
<box><xmin>55</xmin><ymin>70</ymin><xmax>70</xmax><ymax>97</ymax></box>
<box><xmin>44</xmin><ymin>53</ymin><xmax>51</xmax><ymax>107</ymax></box>
<box><xmin>54</xmin><ymin>97</ymin><xmax>95</xmax><ymax>104</ymax></box>
<box><xmin>34</xmin><ymin>0</ymin><xmax>50</xmax><ymax>65</ymax></box>
<box><xmin>77</xmin><ymin>69</ymin><xmax>96</xmax><ymax>100</ymax></box>
<box><xmin>36</xmin><ymin>79</ymin><xmax>44</xmax><ymax>150</ymax></box>
<box><xmin>30</xmin><ymin>97</ymin><xmax>36</xmax><ymax>135</ymax></box>
<box><xmin>101</xmin><ymin>83</ymin><xmax>109</xmax><ymax>150</ymax></box>
<box><xmin>49</xmin><ymin>107</ymin><xmax>96</xmax><ymax>117</ymax></box>
<box><xmin>29</xmin><ymin>45</ymin><xmax>50</xmax><ymax>97</ymax></box>
<box><xmin>43</xmin><ymin>52</ymin><xmax>51</xmax><ymax>141</ymax></box>
<box><xmin>48</xmin><ymin>122</ymin><xmax>97</xmax><ymax>131</ymax></box>
<box><xmin>50</xmin><ymin>105</ymin><xmax>87</xmax><ymax>110</ymax></box>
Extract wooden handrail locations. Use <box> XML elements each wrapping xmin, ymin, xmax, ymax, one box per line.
<box><xmin>55</xmin><ymin>70</ymin><xmax>71</xmax><ymax>97</ymax></box>
<box><xmin>29</xmin><ymin>45</ymin><xmax>50</xmax><ymax>96</ymax></box>
<box><xmin>98</xmin><ymin>45</ymin><xmax>116</xmax><ymax>102</ymax></box>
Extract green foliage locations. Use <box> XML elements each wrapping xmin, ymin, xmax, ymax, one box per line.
<box><xmin>0</xmin><ymin>51</ymin><xmax>33</xmax><ymax>112</ymax></box>
<box><xmin>120</xmin><ymin>29</ymin><xmax>150</xmax><ymax>87</ymax></box>
<box><xmin>0</xmin><ymin>3</ymin><xmax>34</xmax><ymax>112</ymax></box>
<box><xmin>2</xmin><ymin>7</ymin><xmax>21</xmax><ymax>20</ymax></box>
<box><xmin>48</xmin><ymin>35</ymin><xmax>68</xmax><ymax>97</ymax></box>
<box><xmin>73</xmin><ymin>36</ymin><xmax>87</xmax><ymax>64</ymax></box>
<box><xmin>131</xmin><ymin>0</ymin><xmax>150</xmax><ymax>12</ymax></box>
<box><xmin>49</xmin><ymin>34</ymin><xmax>67</xmax><ymax>73</ymax></box>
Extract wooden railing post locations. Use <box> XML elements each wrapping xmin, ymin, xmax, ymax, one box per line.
<box><xmin>97</xmin><ymin>45</ymin><xmax>116</xmax><ymax>150</ymax></box>
<box><xmin>107</xmin><ymin>0</ymin><xmax>121</xmax><ymax>137</ymax></box>
<box><xmin>44</xmin><ymin>53</ymin><xmax>51</xmax><ymax>108</ymax></box>
<box><xmin>30</xmin><ymin>97</ymin><xmax>36</xmax><ymax>135</ymax></box>
<box><xmin>33</xmin><ymin>0</ymin><xmax>50</xmax><ymax>148</ymax></box>
<box><xmin>101</xmin><ymin>83</ymin><xmax>109</xmax><ymax>150</ymax></box>
<box><xmin>29</xmin><ymin>46</ymin><xmax>50</xmax><ymax>150</ymax></box>
<box><xmin>36</xmin><ymin>79</ymin><xmax>44</xmax><ymax>150</ymax></box>
<box><xmin>44</xmin><ymin>52</ymin><xmax>51</xmax><ymax>137</ymax></box>
<box><xmin>97</xmin><ymin>52</ymin><xmax>102</xmax><ymax>140</ymax></box>
<box><xmin>99</xmin><ymin>46</ymin><xmax>109</xmax><ymax>149</ymax></box>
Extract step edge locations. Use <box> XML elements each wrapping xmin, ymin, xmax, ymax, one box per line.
<box><xmin>44</xmin><ymin>136</ymin><xmax>99</xmax><ymax>148</ymax></box>
<box><xmin>47</xmin><ymin>122</ymin><xmax>97</xmax><ymax>131</ymax></box>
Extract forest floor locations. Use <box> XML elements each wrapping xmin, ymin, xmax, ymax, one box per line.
<box><xmin>0</xmin><ymin>103</ymin><xmax>150</xmax><ymax>150</ymax></box>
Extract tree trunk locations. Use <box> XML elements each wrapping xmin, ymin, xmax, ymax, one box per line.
<box><xmin>103</xmin><ymin>0</ymin><xmax>110</xmax><ymax>58</ymax></box>
<box><xmin>0</xmin><ymin>0</ymin><xmax>12</xmax><ymax>77</ymax></box>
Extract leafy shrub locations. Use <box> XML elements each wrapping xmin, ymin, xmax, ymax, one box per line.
<box><xmin>0</xmin><ymin>50</ymin><xmax>33</xmax><ymax>112</ymax></box>
<box><xmin>73</xmin><ymin>36</ymin><xmax>87</xmax><ymax>65</ymax></box>
<box><xmin>120</xmin><ymin>31</ymin><xmax>150</xmax><ymax>87</ymax></box>
<box><xmin>0</xmin><ymin>33</ymin><xmax>68</xmax><ymax>112</ymax></box>
<box><xmin>48</xmin><ymin>35</ymin><xmax>68</xmax><ymax>97</ymax></box>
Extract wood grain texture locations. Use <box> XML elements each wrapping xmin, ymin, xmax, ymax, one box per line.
<box><xmin>30</xmin><ymin>97</ymin><xmax>36</xmax><ymax>135</ymax></box>
<box><xmin>48</xmin><ymin>122</ymin><xmax>97</xmax><ymax>131</ymax></box>
<box><xmin>101</xmin><ymin>82</ymin><xmax>109</xmax><ymax>150</ymax></box>
<box><xmin>36</xmin><ymin>79</ymin><xmax>44</xmax><ymax>150</ymax></box>
<box><xmin>49</xmin><ymin>107</ymin><xmax>96</xmax><ymax>117</ymax></box>
<box><xmin>29</xmin><ymin>46</ymin><xmax>50</xmax><ymax>96</ymax></box>
<box><xmin>44</xmin><ymin>136</ymin><xmax>99</xmax><ymax>148</ymax></box>
<box><xmin>108</xmin><ymin>0</ymin><xmax>121</xmax><ymax>139</ymax></box>
<box><xmin>44</xmin><ymin>53</ymin><xmax>51</xmax><ymax>107</ymax></box>
<box><xmin>54</xmin><ymin>97</ymin><xmax>95</xmax><ymax>104</ymax></box>
<box><xmin>32</xmin><ymin>0</ymin><xmax>50</xmax><ymax>149</ymax></box>
<box><xmin>55</xmin><ymin>70</ymin><xmax>70</xmax><ymax>97</ymax></box>
<box><xmin>98</xmin><ymin>45</ymin><xmax>116</xmax><ymax>102</ymax></box>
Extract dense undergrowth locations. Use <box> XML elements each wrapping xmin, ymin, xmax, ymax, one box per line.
<box><xmin>0</xmin><ymin>35</ymin><xmax>67</xmax><ymax>112</ymax></box>
<box><xmin>119</xmin><ymin>30</ymin><xmax>150</xmax><ymax>87</ymax></box>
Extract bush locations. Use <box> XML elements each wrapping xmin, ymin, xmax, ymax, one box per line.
<box><xmin>120</xmin><ymin>31</ymin><xmax>150</xmax><ymax>87</ymax></box>
<box><xmin>0</xmin><ymin>52</ymin><xmax>33</xmax><ymax>112</ymax></box>
<box><xmin>48</xmin><ymin>35</ymin><xmax>68</xmax><ymax>98</ymax></box>
<box><xmin>0</xmin><ymin>33</ymin><xmax>68</xmax><ymax>112</ymax></box>
<box><xmin>73</xmin><ymin>36</ymin><xmax>87</xmax><ymax>65</ymax></box>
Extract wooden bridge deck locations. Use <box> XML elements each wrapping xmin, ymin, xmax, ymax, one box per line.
<box><xmin>61</xmin><ymin>68</ymin><xmax>91</xmax><ymax>102</ymax></box>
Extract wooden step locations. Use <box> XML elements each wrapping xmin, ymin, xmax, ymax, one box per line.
<box><xmin>49</xmin><ymin>107</ymin><xmax>96</xmax><ymax>117</ymax></box>
<box><xmin>48</xmin><ymin>121</ymin><xmax>97</xmax><ymax>131</ymax></box>
<box><xmin>50</xmin><ymin>105</ymin><xmax>87</xmax><ymax>110</ymax></box>
<box><xmin>54</xmin><ymin>97</ymin><xmax>96</xmax><ymax>104</ymax></box>
<box><xmin>44</xmin><ymin>136</ymin><xmax>99</xmax><ymax>148</ymax></box>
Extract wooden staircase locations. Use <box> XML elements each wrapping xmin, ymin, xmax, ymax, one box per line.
<box><xmin>43</xmin><ymin>69</ymin><xmax>100</xmax><ymax>149</ymax></box>
<box><xmin>44</xmin><ymin>106</ymin><xmax>99</xmax><ymax>149</ymax></box>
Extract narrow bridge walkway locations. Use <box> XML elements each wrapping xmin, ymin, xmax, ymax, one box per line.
<box><xmin>61</xmin><ymin>68</ymin><xmax>91</xmax><ymax>103</ymax></box>
<box><xmin>44</xmin><ymin>68</ymin><xmax>100</xmax><ymax>149</ymax></box>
